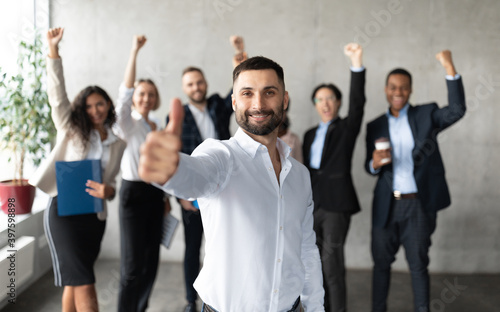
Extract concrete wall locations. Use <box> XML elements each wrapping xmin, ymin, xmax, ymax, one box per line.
<box><xmin>44</xmin><ymin>0</ymin><xmax>500</xmax><ymax>273</ymax></box>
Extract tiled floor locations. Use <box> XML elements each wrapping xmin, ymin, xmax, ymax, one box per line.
<box><xmin>2</xmin><ymin>260</ymin><xmax>499</xmax><ymax>311</ymax></box>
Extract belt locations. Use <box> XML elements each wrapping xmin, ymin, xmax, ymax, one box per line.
<box><xmin>202</xmin><ymin>297</ymin><xmax>302</xmax><ymax>312</ymax></box>
<box><xmin>393</xmin><ymin>191</ymin><xmax>418</xmax><ymax>200</ymax></box>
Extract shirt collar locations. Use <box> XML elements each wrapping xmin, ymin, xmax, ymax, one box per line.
<box><xmin>233</xmin><ymin>128</ymin><xmax>290</xmax><ymax>160</ymax></box>
<box><xmin>386</xmin><ymin>103</ymin><xmax>410</xmax><ymax>119</ymax></box>
<box><xmin>91</xmin><ymin>127</ymin><xmax>119</xmax><ymax>146</ymax></box>
<box><xmin>319</xmin><ymin>119</ymin><xmax>334</xmax><ymax>129</ymax></box>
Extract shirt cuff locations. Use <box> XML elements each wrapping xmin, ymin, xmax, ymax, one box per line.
<box><xmin>153</xmin><ymin>153</ymin><xmax>193</xmax><ymax>199</ymax></box>
<box><xmin>350</xmin><ymin>66</ymin><xmax>365</xmax><ymax>72</ymax></box>
<box><xmin>369</xmin><ymin>159</ymin><xmax>381</xmax><ymax>174</ymax></box>
<box><xmin>445</xmin><ymin>74</ymin><xmax>461</xmax><ymax>80</ymax></box>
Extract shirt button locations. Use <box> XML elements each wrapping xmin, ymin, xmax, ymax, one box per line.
<box><xmin>280</xmin><ymin>226</ymin><xmax>283</xmax><ymax>230</ymax></box>
<box><xmin>278</xmin><ymin>259</ymin><xmax>281</xmax><ymax>263</ymax></box>
<box><xmin>268</xmin><ymin>167</ymin><xmax>272</xmax><ymax>170</ymax></box>
<box><xmin>274</xmin><ymin>289</ymin><xmax>278</xmax><ymax>294</ymax></box>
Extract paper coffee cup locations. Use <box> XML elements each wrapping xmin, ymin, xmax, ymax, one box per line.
<box><xmin>375</xmin><ymin>140</ymin><xmax>391</xmax><ymax>164</ymax></box>
<box><xmin>375</xmin><ymin>141</ymin><xmax>390</xmax><ymax>150</ymax></box>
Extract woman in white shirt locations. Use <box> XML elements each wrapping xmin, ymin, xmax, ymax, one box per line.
<box><xmin>29</xmin><ymin>28</ymin><xmax>126</xmax><ymax>311</ymax></box>
<box><xmin>114</xmin><ymin>35</ymin><xmax>169</xmax><ymax>312</ymax></box>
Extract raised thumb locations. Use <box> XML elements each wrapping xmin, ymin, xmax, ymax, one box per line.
<box><xmin>165</xmin><ymin>97</ymin><xmax>184</xmax><ymax>136</ymax></box>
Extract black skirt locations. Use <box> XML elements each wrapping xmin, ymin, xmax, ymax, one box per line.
<box><xmin>44</xmin><ymin>196</ymin><xmax>106</xmax><ymax>286</ymax></box>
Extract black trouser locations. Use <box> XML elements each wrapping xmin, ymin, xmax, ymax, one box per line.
<box><xmin>182</xmin><ymin>206</ymin><xmax>204</xmax><ymax>303</ymax></box>
<box><xmin>313</xmin><ymin>209</ymin><xmax>351</xmax><ymax>312</ymax></box>
<box><xmin>371</xmin><ymin>198</ymin><xmax>437</xmax><ymax>312</ymax></box>
<box><xmin>118</xmin><ymin>179</ymin><xmax>165</xmax><ymax>312</ymax></box>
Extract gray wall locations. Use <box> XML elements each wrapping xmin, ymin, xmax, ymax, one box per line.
<box><xmin>48</xmin><ymin>0</ymin><xmax>500</xmax><ymax>273</ymax></box>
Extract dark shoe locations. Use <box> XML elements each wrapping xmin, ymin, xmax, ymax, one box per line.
<box><xmin>184</xmin><ymin>302</ymin><xmax>198</xmax><ymax>312</ymax></box>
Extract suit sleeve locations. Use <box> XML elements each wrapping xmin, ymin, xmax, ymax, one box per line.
<box><xmin>224</xmin><ymin>89</ymin><xmax>234</xmax><ymax>112</ymax></box>
<box><xmin>365</xmin><ymin>121</ymin><xmax>377</xmax><ymax>175</ymax></box>
<box><xmin>431</xmin><ymin>77</ymin><xmax>466</xmax><ymax>130</ymax></box>
<box><xmin>346</xmin><ymin>69</ymin><xmax>366</xmax><ymax>135</ymax></box>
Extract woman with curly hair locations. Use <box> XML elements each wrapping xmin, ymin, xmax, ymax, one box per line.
<box><xmin>29</xmin><ymin>27</ymin><xmax>126</xmax><ymax>312</ymax></box>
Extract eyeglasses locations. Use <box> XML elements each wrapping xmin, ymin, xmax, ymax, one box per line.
<box><xmin>314</xmin><ymin>96</ymin><xmax>336</xmax><ymax>104</ymax></box>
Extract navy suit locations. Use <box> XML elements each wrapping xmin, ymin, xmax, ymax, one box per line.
<box><xmin>365</xmin><ymin>77</ymin><xmax>465</xmax><ymax>312</ymax></box>
<box><xmin>303</xmin><ymin>69</ymin><xmax>365</xmax><ymax>312</ymax></box>
<box><xmin>167</xmin><ymin>91</ymin><xmax>233</xmax><ymax>304</ymax></box>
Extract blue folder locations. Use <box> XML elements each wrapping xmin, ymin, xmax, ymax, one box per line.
<box><xmin>55</xmin><ymin>159</ymin><xmax>103</xmax><ymax>216</ymax></box>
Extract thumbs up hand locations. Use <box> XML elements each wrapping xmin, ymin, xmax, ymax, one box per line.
<box><xmin>139</xmin><ymin>98</ymin><xmax>184</xmax><ymax>185</ymax></box>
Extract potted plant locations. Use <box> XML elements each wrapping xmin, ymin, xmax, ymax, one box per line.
<box><xmin>0</xmin><ymin>31</ymin><xmax>56</xmax><ymax>215</ymax></box>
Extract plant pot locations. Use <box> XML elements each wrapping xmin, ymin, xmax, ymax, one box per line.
<box><xmin>0</xmin><ymin>180</ymin><xmax>36</xmax><ymax>215</ymax></box>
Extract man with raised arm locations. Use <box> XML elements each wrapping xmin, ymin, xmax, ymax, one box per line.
<box><xmin>303</xmin><ymin>43</ymin><xmax>365</xmax><ymax>312</ymax></box>
<box><xmin>141</xmin><ymin>56</ymin><xmax>324</xmax><ymax>312</ymax></box>
<box><xmin>168</xmin><ymin>36</ymin><xmax>247</xmax><ymax>312</ymax></box>
<box><xmin>365</xmin><ymin>50</ymin><xmax>466</xmax><ymax>312</ymax></box>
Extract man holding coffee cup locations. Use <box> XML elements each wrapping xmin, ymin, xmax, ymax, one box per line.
<box><xmin>364</xmin><ymin>50</ymin><xmax>466</xmax><ymax>312</ymax></box>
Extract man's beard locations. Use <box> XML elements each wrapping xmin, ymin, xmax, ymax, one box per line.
<box><xmin>188</xmin><ymin>90</ymin><xmax>207</xmax><ymax>105</ymax></box>
<box><xmin>235</xmin><ymin>102</ymin><xmax>284</xmax><ymax>136</ymax></box>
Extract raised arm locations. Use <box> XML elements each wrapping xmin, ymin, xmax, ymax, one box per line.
<box><xmin>343</xmin><ymin>43</ymin><xmax>366</xmax><ymax>143</ymax></box>
<box><xmin>230</xmin><ymin>35</ymin><xmax>248</xmax><ymax>69</ymax></box>
<box><xmin>432</xmin><ymin>50</ymin><xmax>466</xmax><ymax>129</ymax></box>
<box><xmin>436</xmin><ymin>50</ymin><xmax>457</xmax><ymax>77</ymax></box>
<box><xmin>124</xmin><ymin>35</ymin><xmax>147</xmax><ymax>88</ymax></box>
<box><xmin>115</xmin><ymin>35</ymin><xmax>147</xmax><ymax>138</ymax></box>
<box><xmin>47</xmin><ymin>27</ymin><xmax>64</xmax><ymax>59</ymax></box>
<box><xmin>46</xmin><ymin>27</ymin><xmax>71</xmax><ymax>131</ymax></box>
<box><xmin>344</xmin><ymin>43</ymin><xmax>363</xmax><ymax>68</ymax></box>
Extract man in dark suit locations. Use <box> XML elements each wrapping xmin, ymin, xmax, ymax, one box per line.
<box><xmin>303</xmin><ymin>43</ymin><xmax>365</xmax><ymax>312</ymax></box>
<box><xmin>167</xmin><ymin>36</ymin><xmax>247</xmax><ymax>312</ymax></box>
<box><xmin>364</xmin><ymin>50</ymin><xmax>465</xmax><ymax>312</ymax></box>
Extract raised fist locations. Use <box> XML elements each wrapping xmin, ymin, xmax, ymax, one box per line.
<box><xmin>47</xmin><ymin>27</ymin><xmax>64</xmax><ymax>49</ymax></box>
<box><xmin>133</xmin><ymin>35</ymin><xmax>147</xmax><ymax>52</ymax></box>
<box><xmin>344</xmin><ymin>43</ymin><xmax>363</xmax><ymax>68</ymax></box>
<box><xmin>230</xmin><ymin>35</ymin><xmax>245</xmax><ymax>53</ymax></box>
<box><xmin>435</xmin><ymin>50</ymin><xmax>457</xmax><ymax>76</ymax></box>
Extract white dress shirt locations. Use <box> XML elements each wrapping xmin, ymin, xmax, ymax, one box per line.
<box><xmin>188</xmin><ymin>103</ymin><xmax>217</xmax><ymax>140</ymax></box>
<box><xmin>86</xmin><ymin>127</ymin><xmax>119</xmax><ymax>172</ymax></box>
<box><xmin>114</xmin><ymin>83</ymin><xmax>160</xmax><ymax>181</ymax></box>
<box><xmin>158</xmin><ymin>128</ymin><xmax>324</xmax><ymax>312</ymax></box>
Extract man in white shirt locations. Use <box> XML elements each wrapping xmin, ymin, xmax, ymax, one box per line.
<box><xmin>140</xmin><ymin>56</ymin><xmax>325</xmax><ymax>312</ymax></box>
<box><xmin>171</xmin><ymin>36</ymin><xmax>247</xmax><ymax>312</ymax></box>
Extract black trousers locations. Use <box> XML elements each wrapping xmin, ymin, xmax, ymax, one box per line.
<box><xmin>182</xmin><ymin>206</ymin><xmax>204</xmax><ymax>303</ymax></box>
<box><xmin>371</xmin><ymin>198</ymin><xmax>437</xmax><ymax>312</ymax></box>
<box><xmin>118</xmin><ymin>180</ymin><xmax>165</xmax><ymax>312</ymax></box>
<box><xmin>313</xmin><ymin>209</ymin><xmax>351</xmax><ymax>312</ymax></box>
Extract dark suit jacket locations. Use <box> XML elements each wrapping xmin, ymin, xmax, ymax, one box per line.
<box><xmin>365</xmin><ymin>78</ymin><xmax>466</xmax><ymax>229</ymax></box>
<box><xmin>167</xmin><ymin>91</ymin><xmax>233</xmax><ymax>155</ymax></box>
<box><xmin>303</xmin><ymin>70</ymin><xmax>366</xmax><ymax>214</ymax></box>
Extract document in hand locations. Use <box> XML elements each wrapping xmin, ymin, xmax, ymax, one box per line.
<box><xmin>161</xmin><ymin>213</ymin><xmax>180</xmax><ymax>249</ymax></box>
<box><xmin>55</xmin><ymin>159</ymin><xmax>103</xmax><ymax>216</ymax></box>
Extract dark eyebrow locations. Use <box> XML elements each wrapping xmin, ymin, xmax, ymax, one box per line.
<box><xmin>263</xmin><ymin>86</ymin><xmax>279</xmax><ymax>91</ymax></box>
<box><xmin>238</xmin><ymin>86</ymin><xmax>279</xmax><ymax>92</ymax></box>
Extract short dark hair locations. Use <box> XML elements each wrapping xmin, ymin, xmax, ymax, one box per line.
<box><xmin>386</xmin><ymin>68</ymin><xmax>412</xmax><ymax>87</ymax></box>
<box><xmin>311</xmin><ymin>83</ymin><xmax>342</xmax><ymax>105</ymax></box>
<box><xmin>182</xmin><ymin>66</ymin><xmax>204</xmax><ymax>77</ymax></box>
<box><xmin>233</xmin><ymin>56</ymin><xmax>285</xmax><ymax>89</ymax></box>
<box><xmin>70</xmin><ymin>86</ymin><xmax>116</xmax><ymax>147</ymax></box>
